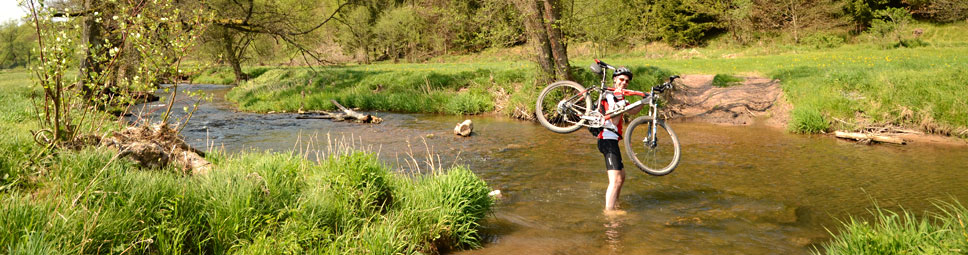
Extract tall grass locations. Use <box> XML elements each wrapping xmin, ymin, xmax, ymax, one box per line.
<box><xmin>818</xmin><ymin>200</ymin><xmax>968</xmax><ymax>254</ymax></box>
<box><xmin>0</xmin><ymin>146</ymin><xmax>493</xmax><ymax>254</ymax></box>
<box><xmin>0</xmin><ymin>70</ymin><xmax>39</xmax><ymax>191</ymax></box>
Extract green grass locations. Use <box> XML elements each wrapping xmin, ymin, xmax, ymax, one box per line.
<box><xmin>0</xmin><ymin>68</ymin><xmax>494</xmax><ymax>254</ymax></box>
<box><xmin>0</xmin><ymin>148</ymin><xmax>493</xmax><ymax>254</ymax></box>
<box><xmin>711</xmin><ymin>74</ymin><xmax>743</xmax><ymax>87</ymax></box>
<box><xmin>224</xmin><ymin>61</ymin><xmax>672</xmax><ymax>118</ymax></box>
<box><xmin>0</xmin><ymin>69</ymin><xmax>40</xmax><ymax>192</ymax></box>
<box><xmin>613</xmin><ymin>45</ymin><xmax>968</xmax><ymax>136</ymax></box>
<box><xmin>818</xmin><ymin>199</ymin><xmax>968</xmax><ymax>254</ymax></box>
<box><xmin>220</xmin><ymin>23</ymin><xmax>968</xmax><ymax>136</ymax></box>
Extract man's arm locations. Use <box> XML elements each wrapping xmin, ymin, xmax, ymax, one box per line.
<box><xmin>625</xmin><ymin>101</ymin><xmax>645</xmax><ymax>115</ymax></box>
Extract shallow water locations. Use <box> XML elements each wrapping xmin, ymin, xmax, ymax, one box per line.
<box><xmin>147</xmin><ymin>85</ymin><xmax>968</xmax><ymax>254</ymax></box>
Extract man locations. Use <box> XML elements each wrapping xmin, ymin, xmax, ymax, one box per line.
<box><xmin>597</xmin><ymin>67</ymin><xmax>643</xmax><ymax>211</ymax></box>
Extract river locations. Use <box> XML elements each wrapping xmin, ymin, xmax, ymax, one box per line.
<box><xmin>145</xmin><ymin>85</ymin><xmax>968</xmax><ymax>254</ymax></box>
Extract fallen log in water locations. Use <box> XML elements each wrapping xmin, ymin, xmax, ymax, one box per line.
<box><xmin>834</xmin><ymin>131</ymin><xmax>906</xmax><ymax>145</ymax></box>
<box><xmin>295</xmin><ymin>101</ymin><xmax>383</xmax><ymax>124</ymax></box>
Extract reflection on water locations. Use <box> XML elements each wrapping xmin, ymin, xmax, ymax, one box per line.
<box><xmin>145</xmin><ymin>85</ymin><xmax>968</xmax><ymax>254</ymax></box>
<box><xmin>603</xmin><ymin>211</ymin><xmax>627</xmax><ymax>255</ymax></box>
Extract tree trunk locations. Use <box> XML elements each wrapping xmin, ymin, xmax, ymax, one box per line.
<box><xmin>220</xmin><ymin>28</ymin><xmax>247</xmax><ymax>83</ymax></box>
<box><xmin>542</xmin><ymin>0</ymin><xmax>572</xmax><ymax>81</ymax></box>
<box><xmin>79</xmin><ymin>0</ymin><xmax>103</xmax><ymax>97</ymax></box>
<box><xmin>514</xmin><ymin>0</ymin><xmax>556</xmax><ymax>84</ymax></box>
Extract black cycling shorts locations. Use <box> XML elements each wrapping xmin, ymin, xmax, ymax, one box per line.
<box><xmin>597</xmin><ymin>139</ymin><xmax>624</xmax><ymax>171</ymax></box>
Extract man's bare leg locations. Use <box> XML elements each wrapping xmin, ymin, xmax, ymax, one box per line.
<box><xmin>605</xmin><ymin>169</ymin><xmax>626</xmax><ymax>210</ymax></box>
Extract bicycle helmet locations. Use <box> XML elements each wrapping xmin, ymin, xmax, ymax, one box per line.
<box><xmin>613</xmin><ymin>67</ymin><xmax>633</xmax><ymax>80</ymax></box>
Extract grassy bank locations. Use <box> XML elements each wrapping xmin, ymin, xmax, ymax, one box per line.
<box><xmin>612</xmin><ymin>45</ymin><xmax>968</xmax><ymax>136</ymax></box>
<box><xmin>224</xmin><ymin>62</ymin><xmax>671</xmax><ymax>117</ymax></box>
<box><xmin>223</xmin><ymin>22</ymin><xmax>968</xmax><ymax>137</ymax></box>
<box><xmin>818</xmin><ymin>200</ymin><xmax>968</xmax><ymax>254</ymax></box>
<box><xmin>0</xmin><ymin>70</ymin><xmax>494</xmax><ymax>254</ymax></box>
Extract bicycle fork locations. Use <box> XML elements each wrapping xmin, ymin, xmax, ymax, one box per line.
<box><xmin>643</xmin><ymin>102</ymin><xmax>659</xmax><ymax>149</ymax></box>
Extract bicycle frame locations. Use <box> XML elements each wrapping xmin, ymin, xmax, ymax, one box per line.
<box><xmin>573</xmin><ymin>67</ymin><xmax>659</xmax><ymax>136</ymax></box>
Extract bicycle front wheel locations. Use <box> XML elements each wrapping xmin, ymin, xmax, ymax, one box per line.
<box><xmin>535</xmin><ymin>81</ymin><xmax>591</xmax><ymax>133</ymax></box>
<box><xmin>624</xmin><ymin>116</ymin><xmax>681</xmax><ymax>176</ymax></box>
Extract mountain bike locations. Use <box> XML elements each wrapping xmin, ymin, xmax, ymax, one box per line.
<box><xmin>535</xmin><ymin>59</ymin><xmax>681</xmax><ymax>176</ymax></box>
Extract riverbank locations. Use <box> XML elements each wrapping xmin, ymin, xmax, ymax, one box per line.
<box><xmin>0</xmin><ymin>70</ymin><xmax>493</xmax><ymax>254</ymax></box>
<box><xmin>218</xmin><ymin>23</ymin><xmax>967</xmax><ymax>139</ymax></box>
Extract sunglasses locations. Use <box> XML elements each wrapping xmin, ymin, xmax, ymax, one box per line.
<box><xmin>615</xmin><ymin>77</ymin><xmax>629</xmax><ymax>82</ymax></box>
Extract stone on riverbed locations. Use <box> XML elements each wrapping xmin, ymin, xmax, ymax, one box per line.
<box><xmin>454</xmin><ymin>119</ymin><xmax>473</xmax><ymax>136</ymax></box>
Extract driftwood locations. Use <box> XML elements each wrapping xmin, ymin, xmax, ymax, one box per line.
<box><xmin>454</xmin><ymin>119</ymin><xmax>473</xmax><ymax>136</ymax></box>
<box><xmin>834</xmin><ymin>131</ymin><xmax>906</xmax><ymax>145</ymax></box>
<box><xmin>295</xmin><ymin>100</ymin><xmax>383</xmax><ymax>124</ymax></box>
<box><xmin>101</xmin><ymin>123</ymin><xmax>212</xmax><ymax>175</ymax></box>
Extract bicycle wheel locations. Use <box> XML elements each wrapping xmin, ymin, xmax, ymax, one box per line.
<box><xmin>535</xmin><ymin>81</ymin><xmax>591</xmax><ymax>133</ymax></box>
<box><xmin>623</xmin><ymin>116</ymin><xmax>681</xmax><ymax>176</ymax></box>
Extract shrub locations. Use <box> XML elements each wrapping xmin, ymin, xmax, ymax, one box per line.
<box><xmin>801</xmin><ymin>33</ymin><xmax>845</xmax><ymax>49</ymax></box>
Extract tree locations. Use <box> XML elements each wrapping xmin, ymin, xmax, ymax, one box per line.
<box><xmin>906</xmin><ymin>0</ymin><xmax>968</xmax><ymax>23</ymax></box>
<box><xmin>870</xmin><ymin>7</ymin><xmax>912</xmax><ymax>45</ymax></box>
<box><xmin>513</xmin><ymin>0</ymin><xmax>571</xmax><ymax>83</ymax></box>
<box><xmin>207</xmin><ymin>0</ymin><xmax>349</xmax><ymax>82</ymax></box>
<box><xmin>0</xmin><ymin>20</ymin><xmax>34</xmax><ymax>69</ymax></box>
<box><xmin>650</xmin><ymin>0</ymin><xmax>719</xmax><ymax>47</ymax></box>
<box><xmin>23</xmin><ymin>0</ymin><xmax>210</xmax><ymax>149</ymax></box>
<box><xmin>843</xmin><ymin>0</ymin><xmax>903</xmax><ymax>32</ymax></box>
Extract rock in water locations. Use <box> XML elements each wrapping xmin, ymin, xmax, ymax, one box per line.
<box><xmin>488</xmin><ymin>189</ymin><xmax>502</xmax><ymax>199</ymax></box>
<box><xmin>454</xmin><ymin>119</ymin><xmax>473</xmax><ymax>136</ymax></box>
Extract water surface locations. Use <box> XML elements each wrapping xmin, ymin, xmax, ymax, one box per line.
<box><xmin>149</xmin><ymin>85</ymin><xmax>968</xmax><ymax>254</ymax></box>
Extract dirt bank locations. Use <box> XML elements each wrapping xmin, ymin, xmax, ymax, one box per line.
<box><xmin>659</xmin><ymin>75</ymin><xmax>967</xmax><ymax>146</ymax></box>
<box><xmin>664</xmin><ymin>74</ymin><xmax>787</xmax><ymax>127</ymax></box>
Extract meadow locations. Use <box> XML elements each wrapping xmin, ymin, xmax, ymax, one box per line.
<box><xmin>0</xmin><ymin>70</ymin><xmax>494</xmax><ymax>254</ymax></box>
<box><xmin>220</xmin><ymin>22</ymin><xmax>968</xmax><ymax>137</ymax></box>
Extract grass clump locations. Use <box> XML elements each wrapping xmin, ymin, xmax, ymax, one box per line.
<box><xmin>711</xmin><ymin>74</ymin><xmax>743</xmax><ymax>87</ymax></box>
<box><xmin>818</xmin><ymin>200</ymin><xmax>968</xmax><ymax>254</ymax></box>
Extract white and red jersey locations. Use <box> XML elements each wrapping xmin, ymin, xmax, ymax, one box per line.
<box><xmin>598</xmin><ymin>92</ymin><xmax>626</xmax><ymax>140</ymax></box>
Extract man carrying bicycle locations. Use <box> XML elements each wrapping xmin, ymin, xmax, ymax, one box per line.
<box><xmin>598</xmin><ymin>67</ymin><xmax>644</xmax><ymax>211</ymax></box>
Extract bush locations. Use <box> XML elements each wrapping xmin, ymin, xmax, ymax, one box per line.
<box><xmin>801</xmin><ymin>33</ymin><xmax>845</xmax><ymax>49</ymax></box>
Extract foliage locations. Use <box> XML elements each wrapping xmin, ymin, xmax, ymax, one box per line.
<box><xmin>902</xmin><ymin>0</ymin><xmax>968</xmax><ymax>23</ymax></box>
<box><xmin>23</xmin><ymin>0</ymin><xmax>211</xmax><ymax>151</ymax></box>
<box><xmin>818</xmin><ymin>199</ymin><xmax>968</xmax><ymax>254</ymax></box>
<box><xmin>843</xmin><ymin>0</ymin><xmax>904</xmax><ymax>30</ymax></box>
<box><xmin>563</xmin><ymin>0</ymin><xmax>638</xmax><ymax>55</ymax></box>
<box><xmin>650</xmin><ymin>0</ymin><xmax>721</xmax><ymax>47</ymax></box>
<box><xmin>869</xmin><ymin>7</ymin><xmax>914</xmax><ymax>47</ymax></box>
<box><xmin>373</xmin><ymin>7</ymin><xmax>424</xmax><ymax>62</ymax></box>
<box><xmin>0</xmin><ymin>20</ymin><xmax>34</xmax><ymax>69</ymax></box>
<box><xmin>801</xmin><ymin>32</ymin><xmax>846</xmax><ymax>49</ymax></box>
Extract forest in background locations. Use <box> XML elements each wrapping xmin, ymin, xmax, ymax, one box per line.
<box><xmin>2</xmin><ymin>0</ymin><xmax>967</xmax><ymax>76</ymax></box>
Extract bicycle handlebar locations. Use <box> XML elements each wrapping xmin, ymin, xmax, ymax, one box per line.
<box><xmin>656</xmin><ymin>75</ymin><xmax>680</xmax><ymax>92</ymax></box>
<box><xmin>594</xmin><ymin>59</ymin><xmax>616</xmax><ymax>70</ymax></box>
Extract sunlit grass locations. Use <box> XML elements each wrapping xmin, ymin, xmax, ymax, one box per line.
<box><xmin>818</xmin><ymin>199</ymin><xmax>968</xmax><ymax>254</ymax></box>
<box><xmin>0</xmin><ymin>148</ymin><xmax>493</xmax><ymax>254</ymax></box>
<box><xmin>1</xmin><ymin>68</ymin><xmax>494</xmax><ymax>253</ymax></box>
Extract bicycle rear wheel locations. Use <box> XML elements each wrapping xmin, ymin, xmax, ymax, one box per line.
<box><xmin>624</xmin><ymin>116</ymin><xmax>680</xmax><ymax>176</ymax></box>
<box><xmin>535</xmin><ymin>81</ymin><xmax>591</xmax><ymax>133</ymax></box>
